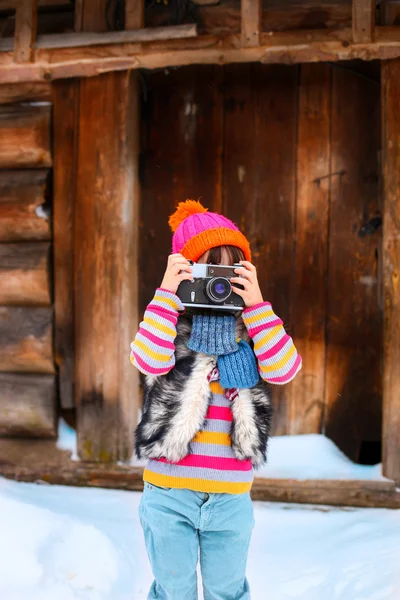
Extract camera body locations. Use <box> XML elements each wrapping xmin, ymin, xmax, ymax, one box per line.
<box><xmin>177</xmin><ymin>262</ymin><xmax>244</xmax><ymax>312</ymax></box>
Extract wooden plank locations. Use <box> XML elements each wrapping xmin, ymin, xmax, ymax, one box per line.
<box><xmin>0</xmin><ymin>0</ymin><xmax>70</xmax><ymax>7</ymax></box>
<box><xmin>241</xmin><ymin>0</ymin><xmax>261</xmax><ymax>47</ymax></box>
<box><xmin>125</xmin><ymin>0</ymin><xmax>144</xmax><ymax>30</ymax></box>
<box><xmin>353</xmin><ymin>0</ymin><xmax>375</xmax><ymax>43</ymax></box>
<box><xmin>290</xmin><ymin>64</ymin><xmax>331</xmax><ymax>435</ymax></box>
<box><xmin>0</xmin><ymin>242</ymin><xmax>51</xmax><ymax>305</ymax></box>
<box><xmin>6</xmin><ymin>27</ymin><xmax>400</xmax><ymax>83</ymax></box>
<box><xmin>36</xmin><ymin>24</ymin><xmax>197</xmax><ymax>49</ymax></box>
<box><xmin>0</xmin><ymin>82</ymin><xmax>51</xmax><ymax>104</ymax></box>
<box><xmin>325</xmin><ymin>66</ymin><xmax>381</xmax><ymax>462</ymax></box>
<box><xmin>14</xmin><ymin>0</ymin><xmax>37</xmax><ymax>63</ymax></box>
<box><xmin>0</xmin><ymin>436</ymin><xmax>399</xmax><ymax>508</ymax></box>
<box><xmin>140</xmin><ymin>65</ymin><xmax>224</xmax><ymax>314</ymax></box>
<box><xmin>0</xmin><ymin>104</ymin><xmax>51</xmax><ymax>168</ymax></box>
<box><xmin>381</xmin><ymin>59</ymin><xmax>400</xmax><ymax>483</ymax></box>
<box><xmin>222</xmin><ymin>64</ymin><xmax>298</xmax><ymax>435</ymax></box>
<box><xmin>52</xmin><ymin>79</ymin><xmax>79</xmax><ymax>410</ymax></box>
<box><xmin>0</xmin><ymin>170</ymin><xmax>50</xmax><ymax>242</ymax></box>
<box><xmin>0</xmin><ymin>373</ymin><xmax>56</xmax><ymax>437</ymax></box>
<box><xmin>74</xmin><ymin>70</ymin><xmax>139</xmax><ymax>462</ymax></box>
<box><xmin>0</xmin><ymin>306</ymin><xmax>53</xmax><ymax>373</ymax></box>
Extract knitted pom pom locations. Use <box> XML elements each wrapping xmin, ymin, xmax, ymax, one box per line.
<box><xmin>168</xmin><ymin>199</ymin><xmax>208</xmax><ymax>232</ymax></box>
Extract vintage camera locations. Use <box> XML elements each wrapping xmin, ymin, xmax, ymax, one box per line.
<box><xmin>177</xmin><ymin>262</ymin><xmax>244</xmax><ymax>311</ymax></box>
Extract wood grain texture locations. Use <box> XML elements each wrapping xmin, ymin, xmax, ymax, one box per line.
<box><xmin>52</xmin><ymin>79</ymin><xmax>79</xmax><ymax>409</ymax></box>
<box><xmin>325</xmin><ymin>66</ymin><xmax>381</xmax><ymax>461</ymax></box>
<box><xmin>223</xmin><ymin>63</ymin><xmax>298</xmax><ymax>435</ymax></box>
<box><xmin>290</xmin><ymin>64</ymin><xmax>331</xmax><ymax>434</ymax></box>
<box><xmin>353</xmin><ymin>0</ymin><xmax>375</xmax><ymax>43</ymax></box>
<box><xmin>0</xmin><ymin>104</ymin><xmax>52</xmax><ymax>168</ymax></box>
<box><xmin>0</xmin><ymin>306</ymin><xmax>54</xmax><ymax>373</ymax></box>
<box><xmin>14</xmin><ymin>0</ymin><xmax>38</xmax><ymax>63</ymax></box>
<box><xmin>0</xmin><ymin>82</ymin><xmax>51</xmax><ymax>104</ymax></box>
<box><xmin>0</xmin><ymin>170</ymin><xmax>50</xmax><ymax>242</ymax></box>
<box><xmin>125</xmin><ymin>0</ymin><xmax>144</xmax><ymax>30</ymax></box>
<box><xmin>0</xmin><ymin>436</ymin><xmax>399</xmax><ymax>508</ymax></box>
<box><xmin>0</xmin><ymin>242</ymin><xmax>51</xmax><ymax>305</ymax></box>
<box><xmin>381</xmin><ymin>59</ymin><xmax>400</xmax><ymax>483</ymax></box>
<box><xmin>74</xmin><ymin>71</ymin><xmax>139</xmax><ymax>462</ymax></box>
<box><xmin>241</xmin><ymin>0</ymin><xmax>261</xmax><ymax>47</ymax></box>
<box><xmin>0</xmin><ymin>373</ymin><xmax>56</xmax><ymax>437</ymax></box>
<box><xmin>140</xmin><ymin>65</ymin><xmax>224</xmax><ymax>314</ymax></box>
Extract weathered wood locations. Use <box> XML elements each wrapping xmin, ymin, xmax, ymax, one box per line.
<box><xmin>52</xmin><ymin>79</ymin><xmax>79</xmax><ymax>410</ymax></box>
<box><xmin>0</xmin><ymin>307</ymin><xmax>54</xmax><ymax>373</ymax></box>
<box><xmin>0</xmin><ymin>437</ymin><xmax>399</xmax><ymax>508</ymax></box>
<box><xmin>241</xmin><ymin>0</ymin><xmax>261</xmax><ymax>47</ymax></box>
<box><xmin>290</xmin><ymin>64</ymin><xmax>331</xmax><ymax>435</ymax></box>
<box><xmin>0</xmin><ymin>82</ymin><xmax>51</xmax><ymax>104</ymax></box>
<box><xmin>0</xmin><ymin>170</ymin><xmax>50</xmax><ymax>242</ymax></box>
<box><xmin>125</xmin><ymin>0</ymin><xmax>144</xmax><ymax>32</ymax></box>
<box><xmin>0</xmin><ymin>242</ymin><xmax>51</xmax><ymax>305</ymax></box>
<box><xmin>0</xmin><ymin>104</ymin><xmax>51</xmax><ymax>168</ymax></box>
<box><xmin>36</xmin><ymin>24</ymin><xmax>197</xmax><ymax>49</ymax></box>
<box><xmin>223</xmin><ymin>64</ymin><xmax>298</xmax><ymax>435</ymax></box>
<box><xmin>325</xmin><ymin>66</ymin><xmax>381</xmax><ymax>461</ymax></box>
<box><xmin>0</xmin><ymin>0</ymin><xmax>70</xmax><ymax>7</ymax></box>
<box><xmin>140</xmin><ymin>65</ymin><xmax>224</xmax><ymax>314</ymax></box>
<box><xmin>14</xmin><ymin>0</ymin><xmax>37</xmax><ymax>63</ymax></box>
<box><xmin>0</xmin><ymin>373</ymin><xmax>56</xmax><ymax>438</ymax></box>
<box><xmin>381</xmin><ymin>59</ymin><xmax>400</xmax><ymax>483</ymax></box>
<box><xmin>5</xmin><ymin>27</ymin><xmax>400</xmax><ymax>83</ymax></box>
<box><xmin>353</xmin><ymin>0</ymin><xmax>375</xmax><ymax>43</ymax></box>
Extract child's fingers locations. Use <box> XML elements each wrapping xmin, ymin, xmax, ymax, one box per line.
<box><xmin>239</xmin><ymin>260</ymin><xmax>256</xmax><ymax>272</ymax></box>
<box><xmin>168</xmin><ymin>254</ymin><xmax>190</xmax><ymax>265</ymax></box>
<box><xmin>178</xmin><ymin>272</ymin><xmax>193</xmax><ymax>282</ymax></box>
<box><xmin>231</xmin><ymin>284</ymin><xmax>246</xmax><ymax>297</ymax></box>
<box><xmin>234</xmin><ymin>267</ymin><xmax>253</xmax><ymax>280</ymax></box>
<box><xmin>171</xmin><ymin>264</ymin><xmax>192</xmax><ymax>276</ymax></box>
<box><xmin>231</xmin><ymin>277</ymin><xmax>249</xmax><ymax>290</ymax></box>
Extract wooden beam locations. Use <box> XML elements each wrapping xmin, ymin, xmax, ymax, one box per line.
<box><xmin>241</xmin><ymin>0</ymin><xmax>261</xmax><ymax>47</ymax></box>
<box><xmin>0</xmin><ymin>82</ymin><xmax>51</xmax><ymax>104</ymax></box>
<box><xmin>14</xmin><ymin>0</ymin><xmax>37</xmax><ymax>63</ymax></box>
<box><xmin>125</xmin><ymin>0</ymin><xmax>144</xmax><ymax>31</ymax></box>
<box><xmin>0</xmin><ymin>104</ymin><xmax>51</xmax><ymax>168</ymax></box>
<box><xmin>381</xmin><ymin>59</ymin><xmax>400</xmax><ymax>484</ymax></box>
<box><xmin>353</xmin><ymin>0</ymin><xmax>375</xmax><ymax>43</ymax></box>
<box><xmin>0</xmin><ymin>437</ymin><xmax>399</xmax><ymax>508</ymax></box>
<box><xmin>0</xmin><ymin>242</ymin><xmax>51</xmax><ymax>306</ymax></box>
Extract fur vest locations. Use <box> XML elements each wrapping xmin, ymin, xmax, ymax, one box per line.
<box><xmin>134</xmin><ymin>316</ymin><xmax>273</xmax><ymax>469</ymax></box>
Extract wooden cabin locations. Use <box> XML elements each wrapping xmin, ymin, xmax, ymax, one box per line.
<box><xmin>0</xmin><ymin>0</ymin><xmax>399</xmax><ymax>509</ymax></box>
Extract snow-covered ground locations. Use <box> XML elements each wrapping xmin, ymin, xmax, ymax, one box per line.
<box><xmin>58</xmin><ymin>419</ymin><xmax>386</xmax><ymax>481</ymax></box>
<box><xmin>0</xmin><ymin>476</ymin><xmax>399</xmax><ymax>600</ymax></box>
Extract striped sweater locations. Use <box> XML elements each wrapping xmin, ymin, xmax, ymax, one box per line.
<box><xmin>130</xmin><ymin>288</ymin><xmax>301</xmax><ymax>494</ymax></box>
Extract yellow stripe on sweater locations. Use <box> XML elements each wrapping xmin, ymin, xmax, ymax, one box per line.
<box><xmin>133</xmin><ymin>338</ymin><xmax>172</xmax><ymax>362</ymax></box>
<box><xmin>143</xmin><ymin>316</ymin><xmax>176</xmax><ymax>338</ymax></box>
<box><xmin>143</xmin><ymin>471</ymin><xmax>252</xmax><ymax>495</ymax></box>
<box><xmin>243</xmin><ymin>309</ymin><xmax>274</xmax><ymax>325</ymax></box>
<box><xmin>209</xmin><ymin>381</ymin><xmax>225</xmax><ymax>395</ymax></box>
<box><xmin>153</xmin><ymin>295</ymin><xmax>180</xmax><ymax>311</ymax></box>
<box><xmin>192</xmin><ymin>431</ymin><xmax>231</xmax><ymax>445</ymax></box>
<box><xmin>254</xmin><ymin>325</ymin><xmax>282</xmax><ymax>351</ymax></box>
<box><xmin>259</xmin><ymin>343</ymin><xmax>296</xmax><ymax>373</ymax></box>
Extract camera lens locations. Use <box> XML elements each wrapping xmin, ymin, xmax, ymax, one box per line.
<box><xmin>206</xmin><ymin>277</ymin><xmax>232</xmax><ymax>303</ymax></box>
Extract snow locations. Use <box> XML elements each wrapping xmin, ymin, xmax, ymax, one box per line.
<box><xmin>58</xmin><ymin>418</ymin><xmax>384</xmax><ymax>481</ymax></box>
<box><xmin>1</xmin><ymin>476</ymin><xmax>399</xmax><ymax>600</ymax></box>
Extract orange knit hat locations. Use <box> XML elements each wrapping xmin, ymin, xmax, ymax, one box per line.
<box><xmin>169</xmin><ymin>200</ymin><xmax>251</xmax><ymax>262</ymax></box>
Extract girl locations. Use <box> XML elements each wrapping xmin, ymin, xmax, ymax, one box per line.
<box><xmin>130</xmin><ymin>200</ymin><xmax>302</xmax><ymax>600</ymax></box>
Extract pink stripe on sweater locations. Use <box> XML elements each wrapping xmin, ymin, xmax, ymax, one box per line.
<box><xmin>265</xmin><ymin>354</ymin><xmax>302</xmax><ymax>383</ymax></box>
<box><xmin>139</xmin><ymin>326</ymin><xmax>175</xmax><ymax>350</ymax></box>
<box><xmin>247</xmin><ymin>318</ymin><xmax>283</xmax><ymax>338</ymax></box>
<box><xmin>206</xmin><ymin>406</ymin><xmax>233</xmax><ymax>421</ymax></box>
<box><xmin>158</xmin><ymin>454</ymin><xmax>252</xmax><ymax>471</ymax></box>
<box><xmin>132</xmin><ymin>352</ymin><xmax>173</xmax><ymax>375</ymax></box>
<box><xmin>146</xmin><ymin>305</ymin><xmax>178</xmax><ymax>324</ymax></box>
<box><xmin>243</xmin><ymin>301</ymin><xmax>272</xmax><ymax>315</ymax></box>
<box><xmin>258</xmin><ymin>333</ymin><xmax>290</xmax><ymax>361</ymax></box>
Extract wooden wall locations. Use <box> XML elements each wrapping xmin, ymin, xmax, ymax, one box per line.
<box><xmin>0</xmin><ymin>84</ymin><xmax>56</xmax><ymax>438</ymax></box>
<box><xmin>140</xmin><ymin>62</ymin><xmax>382</xmax><ymax>462</ymax></box>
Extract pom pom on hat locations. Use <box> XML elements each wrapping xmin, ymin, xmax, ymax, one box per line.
<box><xmin>168</xmin><ymin>199</ymin><xmax>208</xmax><ymax>233</ymax></box>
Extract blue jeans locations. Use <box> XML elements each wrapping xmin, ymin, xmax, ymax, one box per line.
<box><xmin>139</xmin><ymin>483</ymin><xmax>255</xmax><ymax>600</ymax></box>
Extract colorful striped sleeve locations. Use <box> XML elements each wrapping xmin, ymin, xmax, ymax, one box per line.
<box><xmin>242</xmin><ymin>301</ymin><xmax>302</xmax><ymax>385</ymax></box>
<box><xmin>130</xmin><ymin>288</ymin><xmax>184</xmax><ymax>376</ymax></box>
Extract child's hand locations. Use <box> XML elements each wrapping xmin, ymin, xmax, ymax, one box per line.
<box><xmin>160</xmin><ymin>253</ymin><xmax>193</xmax><ymax>294</ymax></box>
<box><xmin>231</xmin><ymin>261</ymin><xmax>264</xmax><ymax>308</ymax></box>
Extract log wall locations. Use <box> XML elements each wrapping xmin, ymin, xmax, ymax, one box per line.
<box><xmin>0</xmin><ymin>86</ymin><xmax>55</xmax><ymax>438</ymax></box>
<box><xmin>140</xmin><ymin>62</ymin><xmax>382</xmax><ymax>463</ymax></box>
